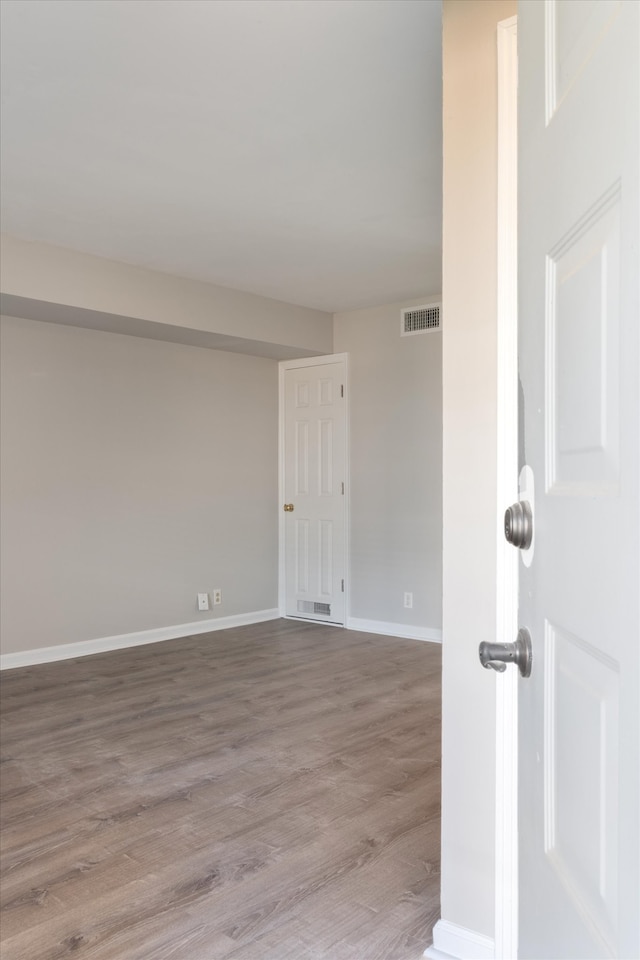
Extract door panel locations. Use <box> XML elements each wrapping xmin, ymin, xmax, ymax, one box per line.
<box><xmin>546</xmin><ymin>187</ymin><xmax>620</xmax><ymax>494</ymax></box>
<box><xmin>543</xmin><ymin>620</ymin><xmax>620</xmax><ymax>949</ymax></box>
<box><xmin>518</xmin><ymin>2</ymin><xmax>638</xmax><ymax>958</ymax></box>
<box><xmin>283</xmin><ymin>360</ymin><xmax>346</xmax><ymax>624</ymax></box>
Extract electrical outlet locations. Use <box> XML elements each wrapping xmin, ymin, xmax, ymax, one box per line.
<box><xmin>403</xmin><ymin>592</ymin><xmax>413</xmax><ymax>609</ymax></box>
<box><xmin>213</xmin><ymin>589</ymin><xmax>222</xmax><ymax>606</ymax></box>
<box><xmin>197</xmin><ymin>592</ymin><xmax>210</xmax><ymax>611</ymax></box>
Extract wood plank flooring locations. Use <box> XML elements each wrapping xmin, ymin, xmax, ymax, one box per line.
<box><xmin>0</xmin><ymin>619</ymin><xmax>441</xmax><ymax>959</ymax></box>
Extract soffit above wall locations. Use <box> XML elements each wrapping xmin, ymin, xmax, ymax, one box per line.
<box><xmin>0</xmin><ymin>235</ymin><xmax>333</xmax><ymax>359</ymax></box>
<box><xmin>0</xmin><ymin>296</ymin><xmax>322</xmax><ymax>361</ymax></box>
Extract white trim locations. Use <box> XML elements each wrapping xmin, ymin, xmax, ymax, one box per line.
<box><xmin>278</xmin><ymin>362</ymin><xmax>287</xmax><ymax>617</ymax></box>
<box><xmin>278</xmin><ymin>353</ymin><xmax>350</xmax><ymax>625</ymax></box>
<box><xmin>0</xmin><ymin>608</ymin><xmax>280</xmax><ymax>670</ymax></box>
<box><xmin>495</xmin><ymin>15</ymin><xmax>519</xmax><ymax>960</ymax></box>
<box><xmin>347</xmin><ymin>617</ymin><xmax>442</xmax><ymax>644</ymax></box>
<box><xmin>280</xmin><ymin>615</ymin><xmax>345</xmax><ymax>628</ymax></box>
<box><xmin>277</xmin><ymin>352</ymin><xmax>349</xmax><ymax>371</ymax></box>
<box><xmin>424</xmin><ymin>920</ymin><xmax>496</xmax><ymax>960</ymax></box>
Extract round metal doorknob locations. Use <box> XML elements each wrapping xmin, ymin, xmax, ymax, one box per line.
<box><xmin>283</xmin><ymin>503</ymin><xmax>294</xmax><ymax>512</ymax></box>
<box><xmin>504</xmin><ymin>500</ymin><xmax>533</xmax><ymax>549</ymax></box>
<box><xmin>479</xmin><ymin>628</ymin><xmax>533</xmax><ymax>679</ymax></box>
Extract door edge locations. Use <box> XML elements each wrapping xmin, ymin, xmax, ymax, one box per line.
<box><xmin>495</xmin><ymin>15</ymin><xmax>519</xmax><ymax>960</ymax></box>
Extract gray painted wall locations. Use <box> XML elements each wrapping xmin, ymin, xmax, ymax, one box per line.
<box><xmin>334</xmin><ymin>298</ymin><xmax>442</xmax><ymax>632</ymax></box>
<box><xmin>0</xmin><ymin>315</ymin><xmax>278</xmax><ymax>654</ymax></box>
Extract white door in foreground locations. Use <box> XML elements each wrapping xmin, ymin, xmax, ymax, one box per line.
<box><xmin>518</xmin><ymin>2</ymin><xmax>639</xmax><ymax>957</ymax></box>
<box><xmin>282</xmin><ymin>358</ymin><xmax>346</xmax><ymax>624</ymax></box>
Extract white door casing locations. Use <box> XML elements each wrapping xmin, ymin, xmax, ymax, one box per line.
<box><xmin>518</xmin><ymin>3</ymin><xmax>639</xmax><ymax>959</ymax></box>
<box><xmin>279</xmin><ymin>355</ymin><xmax>347</xmax><ymax>625</ymax></box>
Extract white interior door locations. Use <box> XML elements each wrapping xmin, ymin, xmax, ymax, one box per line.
<box><xmin>518</xmin><ymin>2</ymin><xmax>639</xmax><ymax>958</ymax></box>
<box><xmin>280</xmin><ymin>357</ymin><xmax>346</xmax><ymax>624</ymax></box>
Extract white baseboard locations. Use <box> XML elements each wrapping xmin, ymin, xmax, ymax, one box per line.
<box><xmin>424</xmin><ymin>920</ymin><xmax>495</xmax><ymax>960</ymax></box>
<box><xmin>0</xmin><ymin>608</ymin><xmax>281</xmax><ymax>670</ymax></box>
<box><xmin>347</xmin><ymin>617</ymin><xmax>442</xmax><ymax>644</ymax></box>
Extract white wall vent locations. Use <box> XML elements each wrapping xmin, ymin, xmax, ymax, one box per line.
<box><xmin>297</xmin><ymin>600</ymin><xmax>331</xmax><ymax>616</ymax></box>
<box><xmin>401</xmin><ymin>302</ymin><xmax>441</xmax><ymax>335</ymax></box>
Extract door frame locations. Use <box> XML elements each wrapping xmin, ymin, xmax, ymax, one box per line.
<box><xmin>278</xmin><ymin>353</ymin><xmax>350</xmax><ymax>623</ymax></box>
<box><xmin>494</xmin><ymin>15</ymin><xmax>519</xmax><ymax>960</ymax></box>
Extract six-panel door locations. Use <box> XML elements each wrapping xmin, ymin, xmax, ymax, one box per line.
<box><xmin>283</xmin><ymin>361</ymin><xmax>346</xmax><ymax>624</ymax></box>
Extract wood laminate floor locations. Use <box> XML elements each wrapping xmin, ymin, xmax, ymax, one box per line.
<box><xmin>0</xmin><ymin>619</ymin><xmax>441</xmax><ymax>960</ymax></box>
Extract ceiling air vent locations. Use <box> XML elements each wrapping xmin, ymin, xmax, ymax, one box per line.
<box><xmin>401</xmin><ymin>302</ymin><xmax>441</xmax><ymax>336</ymax></box>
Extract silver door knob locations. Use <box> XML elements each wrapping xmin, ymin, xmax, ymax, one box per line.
<box><xmin>479</xmin><ymin>628</ymin><xmax>532</xmax><ymax>678</ymax></box>
<box><xmin>504</xmin><ymin>500</ymin><xmax>533</xmax><ymax>549</ymax></box>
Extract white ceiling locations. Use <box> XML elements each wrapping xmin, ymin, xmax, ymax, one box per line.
<box><xmin>0</xmin><ymin>0</ymin><xmax>442</xmax><ymax>314</ymax></box>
